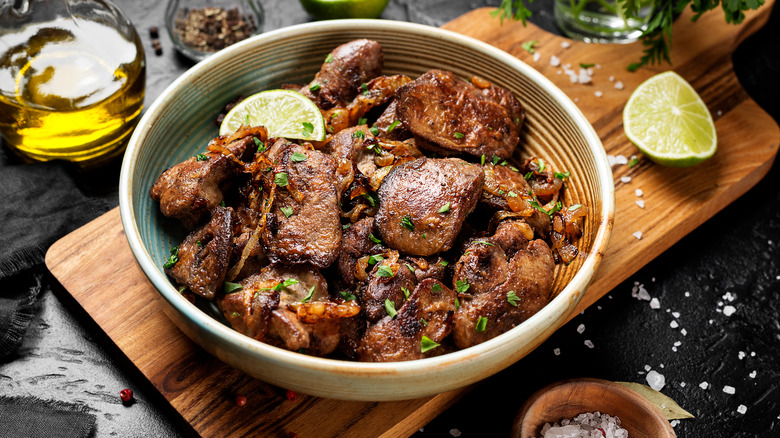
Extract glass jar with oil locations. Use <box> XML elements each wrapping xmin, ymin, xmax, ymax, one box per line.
<box><xmin>0</xmin><ymin>0</ymin><xmax>145</xmax><ymax>167</ymax></box>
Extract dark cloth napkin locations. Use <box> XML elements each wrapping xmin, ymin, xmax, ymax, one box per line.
<box><xmin>0</xmin><ymin>396</ymin><xmax>96</xmax><ymax>438</ymax></box>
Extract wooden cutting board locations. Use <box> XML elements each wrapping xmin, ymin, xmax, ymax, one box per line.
<box><xmin>45</xmin><ymin>5</ymin><xmax>779</xmax><ymax>438</ymax></box>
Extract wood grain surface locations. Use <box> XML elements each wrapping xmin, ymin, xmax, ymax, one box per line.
<box><xmin>46</xmin><ymin>4</ymin><xmax>779</xmax><ymax>437</ymax></box>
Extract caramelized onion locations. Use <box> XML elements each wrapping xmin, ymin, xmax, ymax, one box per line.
<box><xmin>355</xmin><ymin>256</ymin><xmax>370</xmax><ymax>281</ymax></box>
<box><xmin>288</xmin><ymin>300</ymin><xmax>361</xmax><ymax>323</ymax></box>
<box><xmin>227</xmin><ymin>184</ymin><xmax>276</xmax><ymax>281</ymax></box>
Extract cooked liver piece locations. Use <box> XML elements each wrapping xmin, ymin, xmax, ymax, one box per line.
<box><xmin>375</xmin><ymin>157</ymin><xmax>484</xmax><ymax>256</ymax></box>
<box><xmin>359</xmin><ymin>261</ymin><xmax>417</xmax><ymax>324</ymax></box>
<box><xmin>165</xmin><ymin>206</ymin><xmax>234</xmax><ymax>300</ymax></box>
<box><xmin>263</xmin><ymin>143</ymin><xmax>342</xmax><ymax>268</ymax></box>
<box><xmin>395</xmin><ymin>69</ymin><xmax>523</xmax><ymax>159</ymax></box>
<box><xmin>301</xmin><ymin>39</ymin><xmax>384</xmax><ymax>110</ymax></box>
<box><xmin>357</xmin><ymin>278</ymin><xmax>457</xmax><ymax>362</ymax></box>
<box><xmin>337</xmin><ymin>217</ymin><xmax>383</xmax><ymax>289</ymax></box>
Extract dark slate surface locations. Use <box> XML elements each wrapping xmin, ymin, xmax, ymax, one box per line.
<box><xmin>1</xmin><ymin>1</ymin><xmax>778</xmax><ymax>437</ymax></box>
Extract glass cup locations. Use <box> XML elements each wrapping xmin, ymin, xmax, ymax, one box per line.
<box><xmin>554</xmin><ymin>0</ymin><xmax>655</xmax><ymax>44</ymax></box>
<box><xmin>0</xmin><ymin>0</ymin><xmax>145</xmax><ymax>166</ymax></box>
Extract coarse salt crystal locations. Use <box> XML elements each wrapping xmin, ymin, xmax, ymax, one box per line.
<box><xmin>660</xmin><ymin>363</ymin><xmax>664</xmax><ymax>368</ymax></box>
<box><xmin>550</xmin><ymin>55</ymin><xmax>560</xmax><ymax>67</ymax></box>
<box><xmin>709</xmin><ymin>319</ymin><xmax>713</xmax><ymax>324</ymax></box>
<box><xmin>574</xmin><ymin>97</ymin><xmax>579</xmax><ymax>102</ymax></box>
<box><xmin>723</xmin><ymin>385</ymin><xmax>736</xmax><ymax>395</ymax></box>
<box><xmin>723</xmin><ymin>305</ymin><xmax>737</xmax><ymax>316</ymax></box>
<box><xmin>636</xmin><ymin>199</ymin><xmax>645</xmax><ymax>208</ymax></box>
<box><xmin>723</xmin><ymin>292</ymin><xmax>736</xmax><ymax>301</ymax></box>
<box><xmin>579</xmin><ymin>70</ymin><xmax>592</xmax><ymax>84</ymax></box>
<box><xmin>584</xmin><ymin>340</ymin><xmax>594</xmax><ymax>348</ymax></box>
<box><xmin>685</xmin><ymin>291</ymin><xmax>690</xmax><ymax>297</ymax></box>
<box><xmin>670</xmin><ymin>320</ymin><xmax>679</xmax><ymax>328</ymax></box>
<box><xmin>633</xmin><ymin>231</ymin><xmax>643</xmax><ymax>240</ymax></box>
<box><xmin>594</xmin><ymin>90</ymin><xmax>603</xmax><ymax>98</ymax></box>
<box><xmin>646</xmin><ymin>370</ymin><xmax>666</xmax><ymax>391</ymax></box>
<box><xmin>671</xmin><ymin>420</ymin><xmax>680</xmax><ymax>427</ymax></box>
<box><xmin>556</xmin><ymin>70</ymin><xmax>562</xmax><ymax>75</ymax></box>
<box><xmin>700</xmin><ymin>381</ymin><xmax>709</xmax><ymax>389</ymax></box>
<box><xmin>614</xmin><ymin>81</ymin><xmax>624</xmax><ymax>90</ymax></box>
<box><xmin>737</xmin><ymin>405</ymin><xmax>747</xmax><ymax>414</ymax></box>
<box><xmin>749</xmin><ymin>370</ymin><xmax>757</xmax><ymax>378</ymax></box>
<box><xmin>450</xmin><ymin>428</ymin><xmax>462</xmax><ymax>437</ymax></box>
<box><xmin>751</xmin><ymin>351</ymin><xmax>756</xmax><ymax>357</ymax></box>
<box><xmin>635</xmin><ymin>189</ymin><xmax>643</xmax><ymax>197</ymax></box>
<box><xmin>645</xmin><ymin>364</ymin><xmax>651</xmax><ymax>371</ymax></box>
<box><xmin>554</xmin><ymin>348</ymin><xmax>561</xmax><ymax>356</ymax></box>
<box><xmin>672</xmin><ymin>346</ymin><xmax>678</xmax><ymax>352</ymax></box>
<box><xmin>561</xmin><ymin>41</ymin><xmax>571</xmax><ymax>48</ymax></box>
<box><xmin>533</xmin><ymin>52</ymin><xmax>541</xmax><ymax>62</ymax></box>
<box><xmin>577</xmin><ymin>324</ymin><xmax>586</xmax><ymax>334</ymax></box>
<box><xmin>672</xmin><ymin>312</ymin><xmax>680</xmax><ymax>318</ymax></box>
<box><xmin>681</xmin><ymin>328</ymin><xmax>687</xmax><ymax>336</ymax></box>
<box><xmin>674</xmin><ymin>341</ymin><xmax>682</xmax><ymax>347</ymax></box>
<box><xmin>650</xmin><ymin>297</ymin><xmax>660</xmax><ymax>309</ymax></box>
<box><xmin>632</xmin><ymin>283</ymin><xmax>651</xmax><ymax>301</ymax></box>
<box><xmin>620</xmin><ymin>176</ymin><xmax>631</xmax><ymax>183</ymax></box>
<box><xmin>615</xmin><ymin>154</ymin><xmax>628</xmax><ymax>165</ymax></box>
<box><xmin>680</xmin><ymin>382</ymin><xmax>686</xmax><ymax>387</ymax></box>
<box><xmin>597</xmin><ymin>305</ymin><xmax>602</xmax><ymax>310</ymax></box>
<box><xmin>609</xmin><ymin>75</ymin><xmax>615</xmax><ymax>82</ymax></box>
<box><xmin>607</xmin><ymin>155</ymin><xmax>617</xmax><ymax>167</ymax></box>
<box><xmin>738</xmin><ymin>351</ymin><xmax>746</xmax><ymax>360</ymax></box>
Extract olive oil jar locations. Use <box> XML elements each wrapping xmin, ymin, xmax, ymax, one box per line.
<box><xmin>0</xmin><ymin>0</ymin><xmax>145</xmax><ymax>166</ymax></box>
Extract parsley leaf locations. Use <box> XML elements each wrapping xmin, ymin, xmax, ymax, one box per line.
<box><xmin>400</xmin><ymin>214</ymin><xmax>415</xmax><ymax>231</ymax></box>
<box><xmin>387</xmin><ymin>120</ymin><xmax>400</xmax><ymax>132</ymax></box>
<box><xmin>353</xmin><ymin>130</ymin><xmax>365</xmax><ymax>139</ymax></box>
<box><xmin>163</xmin><ymin>247</ymin><xmax>179</xmax><ymax>268</ymax></box>
<box><xmin>224</xmin><ymin>282</ymin><xmax>243</xmax><ymax>293</ymax></box>
<box><xmin>274</xmin><ymin>172</ymin><xmax>289</xmax><ymax>187</ymax></box>
<box><xmin>376</xmin><ymin>265</ymin><xmax>394</xmax><ymax>277</ymax></box>
<box><xmin>369</xmin><ymin>126</ymin><xmax>380</xmax><ymax>136</ymax></box>
<box><xmin>309</xmin><ymin>83</ymin><xmax>321</xmax><ymax>92</ymax></box>
<box><xmin>554</xmin><ymin>171</ymin><xmax>571</xmax><ymax>180</ymax></box>
<box><xmin>324</xmin><ymin>53</ymin><xmax>334</xmax><ymax>63</ymax></box>
<box><xmin>456</xmin><ymin>279</ymin><xmax>470</xmax><ymax>294</ymax></box>
<box><xmin>196</xmin><ymin>153</ymin><xmax>209</xmax><ymax>161</ymax></box>
<box><xmin>421</xmin><ymin>335</ymin><xmax>440</xmax><ymax>353</ymax></box>
<box><xmin>473</xmin><ymin>240</ymin><xmax>494</xmax><ymax>246</ymax></box>
<box><xmin>280</xmin><ymin>206</ymin><xmax>294</xmax><ymax>218</ymax></box>
<box><xmin>368</xmin><ymin>254</ymin><xmax>384</xmax><ymax>265</ymax></box>
<box><xmin>492</xmin><ymin>155</ymin><xmax>500</xmax><ymax>165</ymax></box>
<box><xmin>629</xmin><ymin>156</ymin><xmax>640</xmax><ymax>167</ymax></box>
<box><xmin>507</xmin><ymin>290</ymin><xmax>520</xmax><ymax>306</ymax></box>
<box><xmin>290</xmin><ymin>152</ymin><xmax>307</xmax><ymax>162</ymax></box>
<box><xmin>401</xmin><ymin>287</ymin><xmax>410</xmax><ymax>299</ymax></box>
<box><xmin>432</xmin><ymin>283</ymin><xmax>442</xmax><ymax>292</ymax></box>
<box><xmin>475</xmin><ymin>316</ymin><xmax>488</xmax><ymax>332</ymax></box>
<box><xmin>301</xmin><ymin>122</ymin><xmax>314</xmax><ymax>138</ymax></box>
<box><xmin>358</xmin><ymin>117</ymin><xmax>368</xmax><ymax>125</ymax></box>
<box><xmin>521</xmin><ymin>39</ymin><xmax>539</xmax><ymax>54</ymax></box>
<box><xmin>301</xmin><ymin>286</ymin><xmax>316</xmax><ymax>303</ymax></box>
<box><xmin>340</xmin><ymin>291</ymin><xmax>356</xmax><ymax>301</ymax></box>
<box><xmin>579</xmin><ymin>63</ymin><xmax>595</xmax><ymax>69</ymax></box>
<box><xmin>385</xmin><ymin>299</ymin><xmax>397</xmax><ymax>317</ymax></box>
<box><xmin>454</xmin><ymin>132</ymin><xmax>465</xmax><ymax>139</ymax></box>
<box><xmin>369</xmin><ymin>233</ymin><xmax>382</xmax><ymax>245</ymax></box>
<box><xmin>438</xmin><ymin>202</ymin><xmax>451</xmax><ymax>213</ymax></box>
<box><xmin>253</xmin><ymin>137</ymin><xmax>266</xmax><ymax>152</ymax></box>
<box><xmin>568</xmin><ymin>204</ymin><xmax>583</xmax><ymax>212</ymax></box>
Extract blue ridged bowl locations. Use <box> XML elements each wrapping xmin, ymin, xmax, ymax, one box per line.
<box><xmin>119</xmin><ymin>19</ymin><xmax>614</xmax><ymax>401</ymax></box>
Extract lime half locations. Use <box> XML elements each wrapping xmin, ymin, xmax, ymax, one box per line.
<box><xmin>299</xmin><ymin>0</ymin><xmax>389</xmax><ymax>20</ymax></box>
<box><xmin>623</xmin><ymin>71</ymin><xmax>717</xmax><ymax>167</ymax></box>
<box><xmin>220</xmin><ymin>89</ymin><xmax>326</xmax><ymax>141</ymax></box>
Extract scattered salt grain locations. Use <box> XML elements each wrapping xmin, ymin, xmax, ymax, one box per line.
<box><xmin>749</xmin><ymin>370</ymin><xmax>757</xmax><ymax>378</ymax></box>
<box><xmin>670</xmin><ymin>420</ymin><xmax>680</xmax><ymax>428</ymax></box>
<box><xmin>584</xmin><ymin>340</ymin><xmax>594</xmax><ymax>348</ymax></box>
<box><xmin>646</xmin><ymin>370</ymin><xmax>666</xmax><ymax>391</ymax></box>
<box><xmin>450</xmin><ymin>428</ymin><xmax>462</xmax><ymax>437</ymax></box>
<box><xmin>674</xmin><ymin>341</ymin><xmax>682</xmax><ymax>347</ymax></box>
<box><xmin>672</xmin><ymin>312</ymin><xmax>680</xmax><ymax>318</ymax></box>
<box><xmin>738</xmin><ymin>351</ymin><xmax>746</xmax><ymax>360</ymax></box>
<box><xmin>709</xmin><ymin>319</ymin><xmax>713</xmax><ymax>324</ymax></box>
<box><xmin>717</xmin><ymin>110</ymin><xmax>723</xmax><ymax>116</ymax></box>
<box><xmin>596</xmin><ymin>64</ymin><xmax>601</xmax><ymax>69</ymax></box>
<box><xmin>751</xmin><ymin>351</ymin><xmax>756</xmax><ymax>357</ymax></box>
<box><xmin>578</xmin><ymin>69</ymin><xmax>592</xmax><ymax>84</ymax></box>
<box><xmin>594</xmin><ymin>90</ymin><xmax>603</xmax><ymax>98</ymax></box>
<box><xmin>533</xmin><ymin>52</ymin><xmax>541</xmax><ymax>62</ymax></box>
<box><xmin>633</xmin><ymin>231</ymin><xmax>643</xmax><ymax>240</ymax></box>
<box><xmin>700</xmin><ymin>381</ymin><xmax>709</xmax><ymax>390</ymax></box>
<box><xmin>550</xmin><ymin>55</ymin><xmax>560</xmax><ymax>67</ymax></box>
<box><xmin>631</xmin><ymin>283</ymin><xmax>651</xmax><ymax>301</ymax></box>
<box><xmin>644</xmin><ymin>365</ymin><xmax>651</xmax><ymax>371</ymax></box>
<box><xmin>723</xmin><ymin>292</ymin><xmax>736</xmax><ymax>301</ymax></box>
<box><xmin>607</xmin><ymin>155</ymin><xmax>618</xmax><ymax>167</ymax></box>
<box><xmin>723</xmin><ymin>305</ymin><xmax>737</xmax><ymax>316</ymax></box>
<box><xmin>650</xmin><ymin>298</ymin><xmax>660</xmax><ymax>309</ymax></box>
<box><xmin>561</xmin><ymin>41</ymin><xmax>571</xmax><ymax>48</ymax></box>
<box><xmin>597</xmin><ymin>306</ymin><xmax>602</xmax><ymax>310</ymax></box>
<box><xmin>577</xmin><ymin>324</ymin><xmax>586</xmax><ymax>334</ymax></box>
<box><xmin>609</xmin><ymin>75</ymin><xmax>615</xmax><ymax>82</ymax></box>
<box><xmin>557</xmin><ymin>70</ymin><xmax>562</xmax><ymax>75</ymax></box>
<box><xmin>615</xmin><ymin>155</ymin><xmax>628</xmax><ymax>165</ymax></box>
<box><xmin>635</xmin><ymin>200</ymin><xmax>645</xmax><ymax>208</ymax></box>
<box><xmin>554</xmin><ymin>348</ymin><xmax>561</xmax><ymax>356</ymax></box>
<box><xmin>666</xmin><ymin>308</ymin><xmax>671</xmax><ymax>312</ymax></box>
<box><xmin>620</xmin><ymin>176</ymin><xmax>631</xmax><ymax>183</ymax></box>
<box><xmin>635</xmin><ymin>189</ymin><xmax>643</xmax><ymax>197</ymax></box>
<box><xmin>723</xmin><ymin>385</ymin><xmax>736</xmax><ymax>395</ymax></box>
<box><xmin>680</xmin><ymin>382</ymin><xmax>686</xmax><ymax>387</ymax></box>
<box><xmin>660</xmin><ymin>363</ymin><xmax>664</xmax><ymax>368</ymax></box>
<box><xmin>670</xmin><ymin>320</ymin><xmax>679</xmax><ymax>329</ymax></box>
<box><xmin>539</xmin><ymin>412</ymin><xmax>628</xmax><ymax>438</ymax></box>
<box><xmin>737</xmin><ymin>405</ymin><xmax>747</xmax><ymax>415</ymax></box>
<box><xmin>681</xmin><ymin>328</ymin><xmax>687</xmax><ymax>336</ymax></box>
<box><xmin>672</xmin><ymin>346</ymin><xmax>677</xmax><ymax>352</ymax></box>
<box><xmin>614</xmin><ymin>81</ymin><xmax>624</xmax><ymax>90</ymax></box>
<box><xmin>685</xmin><ymin>291</ymin><xmax>690</xmax><ymax>297</ymax></box>
<box><xmin>638</xmin><ymin>371</ymin><xmax>645</xmax><ymax>375</ymax></box>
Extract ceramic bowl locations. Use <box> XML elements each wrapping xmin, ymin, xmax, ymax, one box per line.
<box><xmin>512</xmin><ymin>378</ymin><xmax>676</xmax><ymax>437</ymax></box>
<box><xmin>119</xmin><ymin>19</ymin><xmax>615</xmax><ymax>401</ymax></box>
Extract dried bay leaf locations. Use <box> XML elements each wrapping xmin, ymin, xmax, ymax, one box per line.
<box><xmin>616</xmin><ymin>381</ymin><xmax>695</xmax><ymax>420</ymax></box>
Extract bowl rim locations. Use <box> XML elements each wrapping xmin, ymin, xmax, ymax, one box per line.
<box><xmin>119</xmin><ymin>19</ymin><xmax>615</xmax><ymax>378</ymax></box>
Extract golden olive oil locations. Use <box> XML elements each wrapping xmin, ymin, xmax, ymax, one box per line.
<box><xmin>0</xmin><ymin>17</ymin><xmax>145</xmax><ymax>165</ymax></box>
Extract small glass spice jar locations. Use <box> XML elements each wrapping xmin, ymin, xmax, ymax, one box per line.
<box><xmin>165</xmin><ymin>0</ymin><xmax>264</xmax><ymax>62</ymax></box>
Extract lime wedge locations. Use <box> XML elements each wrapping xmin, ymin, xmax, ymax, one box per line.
<box><xmin>623</xmin><ymin>71</ymin><xmax>717</xmax><ymax>167</ymax></box>
<box><xmin>219</xmin><ymin>89</ymin><xmax>326</xmax><ymax>141</ymax></box>
<box><xmin>299</xmin><ymin>0</ymin><xmax>389</xmax><ymax>20</ymax></box>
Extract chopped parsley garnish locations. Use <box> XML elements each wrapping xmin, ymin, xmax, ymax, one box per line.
<box><xmin>521</xmin><ymin>39</ymin><xmax>539</xmax><ymax>54</ymax></box>
<box><xmin>421</xmin><ymin>335</ymin><xmax>439</xmax><ymax>353</ymax></box>
<box><xmin>384</xmin><ymin>299</ymin><xmax>397</xmax><ymax>317</ymax></box>
<box><xmin>420</xmin><ymin>318</ymin><xmax>428</xmax><ymax>326</ymax></box>
<box><xmin>492</xmin><ymin>155</ymin><xmax>500</xmax><ymax>165</ymax></box>
<box><xmin>301</xmin><ymin>122</ymin><xmax>314</xmax><ymax>138</ymax></box>
<box><xmin>324</xmin><ymin>53</ymin><xmax>334</xmax><ymax>63</ymax></box>
<box><xmin>369</xmin><ymin>126</ymin><xmax>380</xmax><ymax>136</ymax></box>
<box><xmin>376</xmin><ymin>265</ymin><xmax>394</xmax><ymax>277</ymax></box>
<box><xmin>629</xmin><ymin>157</ymin><xmax>640</xmax><ymax>167</ymax></box>
<box><xmin>547</xmin><ymin>201</ymin><xmax>563</xmax><ymax>215</ymax></box>
<box><xmin>196</xmin><ymin>153</ymin><xmax>209</xmax><ymax>161</ymax></box>
<box><xmin>196</xmin><ymin>240</ymin><xmax>202</xmax><ymax>247</ymax></box>
<box><xmin>290</xmin><ymin>152</ymin><xmax>307</xmax><ymax>162</ymax></box>
<box><xmin>353</xmin><ymin>129</ymin><xmax>365</xmax><ymax>139</ymax></box>
<box><xmin>499</xmin><ymin>189</ymin><xmax>505</xmax><ymax>195</ymax></box>
<box><xmin>554</xmin><ymin>171</ymin><xmax>571</xmax><ymax>180</ymax></box>
<box><xmin>232</xmin><ymin>312</ymin><xmax>239</xmax><ymax>318</ymax></box>
<box><xmin>524</xmin><ymin>171</ymin><xmax>533</xmax><ymax>180</ymax></box>
<box><xmin>362</xmin><ymin>192</ymin><xmax>379</xmax><ymax>207</ymax></box>
<box><xmin>178</xmin><ymin>286</ymin><xmax>187</xmax><ymax>294</ymax></box>
<box><xmin>340</xmin><ymin>291</ymin><xmax>356</xmax><ymax>301</ymax></box>
<box><xmin>401</xmin><ymin>287</ymin><xmax>410</xmax><ymax>299</ymax></box>
<box><xmin>224</xmin><ymin>282</ymin><xmax>243</xmax><ymax>293</ymax></box>
<box><xmin>568</xmin><ymin>204</ymin><xmax>583</xmax><ymax>211</ymax></box>
<box><xmin>280</xmin><ymin>206</ymin><xmax>294</xmax><ymax>218</ymax></box>
<box><xmin>369</xmin><ymin>233</ymin><xmax>382</xmax><ymax>245</ymax></box>
<box><xmin>473</xmin><ymin>240</ymin><xmax>494</xmax><ymax>246</ymax></box>
<box><xmin>510</xmin><ymin>166</ymin><xmax>520</xmax><ymax>172</ymax></box>
<box><xmin>342</xmin><ymin>223</ymin><xmax>351</xmax><ymax>229</ymax></box>
<box><xmin>432</xmin><ymin>283</ymin><xmax>442</xmax><ymax>292</ymax></box>
<box><xmin>455</xmin><ymin>279</ymin><xmax>470</xmax><ymax>294</ymax></box>
<box><xmin>400</xmin><ymin>214</ymin><xmax>415</xmax><ymax>231</ymax></box>
<box><xmin>454</xmin><ymin>296</ymin><xmax>460</xmax><ymax>309</ymax></box>
<box><xmin>274</xmin><ymin>172</ymin><xmax>289</xmax><ymax>187</ymax></box>
<box><xmin>506</xmin><ymin>191</ymin><xmax>518</xmax><ymax>198</ymax></box>
<box><xmin>358</xmin><ymin>117</ymin><xmax>367</xmax><ymax>125</ymax></box>
<box><xmin>422</xmin><ymin>233</ymin><xmax>427</xmax><ymax>239</ymax></box>
<box><xmin>163</xmin><ymin>247</ymin><xmax>179</xmax><ymax>268</ymax></box>
<box><xmin>480</xmin><ymin>154</ymin><xmax>486</xmax><ymax>165</ymax></box>
<box><xmin>507</xmin><ymin>290</ymin><xmax>520</xmax><ymax>307</ymax></box>
<box><xmin>454</xmin><ymin>132</ymin><xmax>465</xmax><ymax>139</ymax></box>
<box><xmin>301</xmin><ymin>286</ymin><xmax>316</xmax><ymax>303</ymax></box>
<box><xmin>361</xmin><ymin>82</ymin><xmax>369</xmax><ymax>95</ymax></box>
<box><xmin>253</xmin><ymin>137</ymin><xmax>266</xmax><ymax>152</ymax></box>
<box><xmin>220</xmin><ymin>200</ymin><xmax>226</xmax><ymax>207</ymax></box>
<box><xmin>579</xmin><ymin>63</ymin><xmax>595</xmax><ymax>69</ymax></box>
<box><xmin>387</xmin><ymin>120</ymin><xmax>400</xmax><ymax>132</ymax></box>
<box><xmin>405</xmin><ymin>263</ymin><xmax>415</xmax><ymax>273</ymax></box>
<box><xmin>440</xmin><ymin>260</ymin><xmax>449</xmax><ymax>267</ymax></box>
<box><xmin>537</xmin><ymin>159</ymin><xmax>546</xmax><ymax>172</ymax></box>
<box><xmin>309</xmin><ymin>83</ymin><xmax>321</xmax><ymax>92</ymax></box>
<box><xmin>475</xmin><ymin>316</ymin><xmax>488</xmax><ymax>332</ymax></box>
<box><xmin>500</xmin><ymin>160</ymin><xmax>508</xmax><ymax>166</ymax></box>
<box><xmin>368</xmin><ymin>254</ymin><xmax>384</xmax><ymax>265</ymax></box>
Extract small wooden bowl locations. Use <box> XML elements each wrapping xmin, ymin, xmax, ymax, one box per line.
<box><xmin>512</xmin><ymin>378</ymin><xmax>676</xmax><ymax>438</ymax></box>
